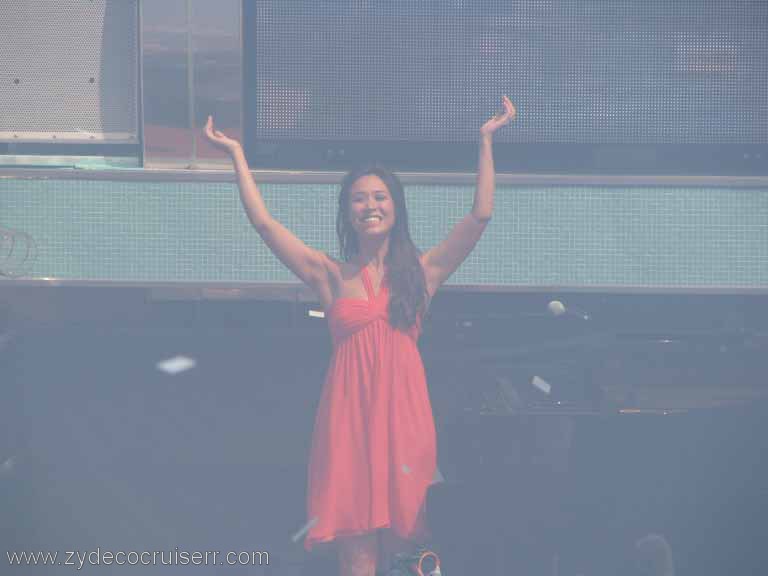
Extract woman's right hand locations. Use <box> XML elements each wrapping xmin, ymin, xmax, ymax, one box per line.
<box><xmin>203</xmin><ymin>116</ymin><xmax>242</xmax><ymax>156</ymax></box>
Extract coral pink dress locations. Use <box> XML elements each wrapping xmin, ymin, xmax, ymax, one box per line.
<box><xmin>304</xmin><ymin>267</ymin><xmax>436</xmax><ymax>550</ymax></box>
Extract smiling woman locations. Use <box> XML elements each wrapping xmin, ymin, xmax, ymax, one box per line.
<box><xmin>335</xmin><ymin>164</ymin><xmax>425</xmax><ymax>331</ymax></box>
<box><xmin>203</xmin><ymin>95</ymin><xmax>515</xmax><ymax>576</ymax></box>
<box><xmin>344</xmin><ymin>174</ymin><xmax>397</xmax><ymax>250</ymax></box>
<box><xmin>350</xmin><ymin>177</ymin><xmax>392</xmax><ymax>229</ymax></box>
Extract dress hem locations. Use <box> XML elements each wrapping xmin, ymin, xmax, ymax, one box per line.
<box><xmin>304</xmin><ymin>520</ymin><xmax>432</xmax><ymax>552</ymax></box>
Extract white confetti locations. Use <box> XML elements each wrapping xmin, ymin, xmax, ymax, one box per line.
<box><xmin>156</xmin><ymin>355</ymin><xmax>196</xmax><ymax>375</ymax></box>
<box><xmin>0</xmin><ymin>331</ymin><xmax>14</xmax><ymax>349</ymax></box>
<box><xmin>548</xmin><ymin>300</ymin><xmax>566</xmax><ymax>317</ymax></box>
<box><xmin>1</xmin><ymin>457</ymin><xmax>14</xmax><ymax>476</ymax></box>
<box><xmin>291</xmin><ymin>517</ymin><xmax>318</xmax><ymax>543</ymax></box>
<box><xmin>308</xmin><ymin>309</ymin><xmax>325</xmax><ymax>319</ymax></box>
<box><xmin>531</xmin><ymin>375</ymin><xmax>551</xmax><ymax>395</ymax></box>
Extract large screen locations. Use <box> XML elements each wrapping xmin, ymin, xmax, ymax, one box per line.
<box><xmin>244</xmin><ymin>0</ymin><xmax>768</xmax><ymax>174</ymax></box>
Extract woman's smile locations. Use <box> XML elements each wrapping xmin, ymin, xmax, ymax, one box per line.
<box><xmin>349</xmin><ymin>174</ymin><xmax>395</xmax><ymax>235</ymax></box>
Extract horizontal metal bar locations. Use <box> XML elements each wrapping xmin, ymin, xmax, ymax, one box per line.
<box><xmin>1</xmin><ymin>278</ymin><xmax>767</xmax><ymax>297</ymax></box>
<box><xmin>0</xmin><ymin>132</ymin><xmax>138</xmax><ymax>143</ymax></box>
<box><xmin>1</xmin><ymin>167</ymin><xmax>767</xmax><ymax>188</ymax></box>
<box><xmin>0</xmin><ymin>156</ymin><xmax>140</xmax><ymax>169</ymax></box>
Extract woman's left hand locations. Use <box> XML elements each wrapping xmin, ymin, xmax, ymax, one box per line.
<box><xmin>480</xmin><ymin>95</ymin><xmax>516</xmax><ymax>137</ymax></box>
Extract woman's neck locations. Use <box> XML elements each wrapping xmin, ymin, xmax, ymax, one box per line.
<box><xmin>355</xmin><ymin>237</ymin><xmax>389</xmax><ymax>273</ymax></box>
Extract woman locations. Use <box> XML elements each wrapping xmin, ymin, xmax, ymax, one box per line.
<box><xmin>204</xmin><ymin>95</ymin><xmax>516</xmax><ymax>576</ymax></box>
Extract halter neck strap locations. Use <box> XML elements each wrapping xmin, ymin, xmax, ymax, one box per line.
<box><xmin>360</xmin><ymin>266</ymin><xmax>376</xmax><ymax>302</ymax></box>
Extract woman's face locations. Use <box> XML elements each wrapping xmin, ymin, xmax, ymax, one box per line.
<box><xmin>348</xmin><ymin>174</ymin><xmax>396</xmax><ymax>239</ymax></box>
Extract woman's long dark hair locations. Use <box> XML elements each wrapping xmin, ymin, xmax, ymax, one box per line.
<box><xmin>337</xmin><ymin>164</ymin><xmax>428</xmax><ymax>330</ymax></box>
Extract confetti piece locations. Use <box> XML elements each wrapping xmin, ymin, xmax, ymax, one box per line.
<box><xmin>531</xmin><ymin>375</ymin><xmax>551</xmax><ymax>395</ymax></box>
<box><xmin>548</xmin><ymin>300</ymin><xmax>566</xmax><ymax>317</ymax></box>
<box><xmin>402</xmin><ymin>465</ymin><xmax>411</xmax><ymax>475</ymax></box>
<box><xmin>291</xmin><ymin>517</ymin><xmax>318</xmax><ymax>543</ymax></box>
<box><xmin>0</xmin><ymin>457</ymin><xmax>14</xmax><ymax>476</ymax></box>
<box><xmin>156</xmin><ymin>355</ymin><xmax>196</xmax><ymax>375</ymax></box>
<box><xmin>308</xmin><ymin>309</ymin><xmax>325</xmax><ymax>318</ymax></box>
<box><xmin>0</xmin><ymin>331</ymin><xmax>13</xmax><ymax>349</ymax></box>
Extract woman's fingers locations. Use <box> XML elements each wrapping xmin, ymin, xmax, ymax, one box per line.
<box><xmin>490</xmin><ymin>97</ymin><xmax>514</xmax><ymax>122</ymax></box>
<box><xmin>204</xmin><ymin>116</ymin><xmax>216</xmax><ymax>140</ymax></box>
<box><xmin>480</xmin><ymin>96</ymin><xmax>516</xmax><ymax>135</ymax></box>
<box><xmin>204</xmin><ymin>116</ymin><xmax>230</xmax><ymax>146</ymax></box>
<box><xmin>497</xmin><ymin>96</ymin><xmax>515</xmax><ymax>122</ymax></box>
<box><xmin>205</xmin><ymin>116</ymin><xmax>225</xmax><ymax>141</ymax></box>
<box><xmin>493</xmin><ymin>96</ymin><xmax>515</xmax><ymax>125</ymax></box>
<box><xmin>503</xmin><ymin>95</ymin><xmax>516</xmax><ymax>119</ymax></box>
<box><xmin>203</xmin><ymin>116</ymin><xmax>241</xmax><ymax>155</ymax></box>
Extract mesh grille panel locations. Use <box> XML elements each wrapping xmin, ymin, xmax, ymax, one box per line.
<box><xmin>249</xmin><ymin>0</ymin><xmax>768</xmax><ymax>145</ymax></box>
<box><xmin>1</xmin><ymin>177</ymin><xmax>766</xmax><ymax>288</ymax></box>
<box><xmin>0</xmin><ymin>0</ymin><xmax>138</xmax><ymax>142</ymax></box>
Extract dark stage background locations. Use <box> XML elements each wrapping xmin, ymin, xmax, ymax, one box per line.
<box><xmin>2</xmin><ymin>288</ymin><xmax>767</xmax><ymax>575</ymax></box>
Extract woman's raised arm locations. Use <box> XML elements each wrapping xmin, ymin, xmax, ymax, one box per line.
<box><xmin>203</xmin><ymin>117</ymin><xmax>337</xmax><ymax>304</ymax></box>
<box><xmin>421</xmin><ymin>96</ymin><xmax>516</xmax><ymax>296</ymax></box>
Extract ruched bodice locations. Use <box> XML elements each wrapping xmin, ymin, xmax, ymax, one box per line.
<box><xmin>327</xmin><ymin>268</ymin><xmax>420</xmax><ymax>348</ymax></box>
